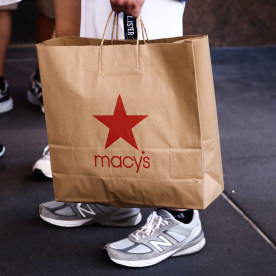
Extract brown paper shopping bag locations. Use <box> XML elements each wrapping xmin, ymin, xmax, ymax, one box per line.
<box><xmin>36</xmin><ymin>16</ymin><xmax>224</xmax><ymax>209</ymax></box>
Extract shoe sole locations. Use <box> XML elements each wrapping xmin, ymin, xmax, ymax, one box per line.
<box><xmin>0</xmin><ymin>97</ymin><xmax>13</xmax><ymax>113</ymax></box>
<box><xmin>108</xmin><ymin>236</ymin><xmax>205</xmax><ymax>268</ymax></box>
<box><xmin>171</xmin><ymin>237</ymin><xmax>206</xmax><ymax>256</ymax></box>
<box><xmin>33</xmin><ymin>168</ymin><xmax>52</xmax><ymax>179</ymax></box>
<box><xmin>40</xmin><ymin>214</ymin><xmax>94</xmax><ymax>227</ymax></box>
<box><xmin>40</xmin><ymin>212</ymin><xmax>142</xmax><ymax>228</ymax></box>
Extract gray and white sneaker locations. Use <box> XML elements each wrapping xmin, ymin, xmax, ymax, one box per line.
<box><xmin>32</xmin><ymin>145</ymin><xmax>52</xmax><ymax>178</ymax></box>
<box><xmin>105</xmin><ymin>209</ymin><xmax>205</xmax><ymax>267</ymax></box>
<box><xmin>39</xmin><ymin>201</ymin><xmax>142</xmax><ymax>228</ymax></box>
<box><xmin>27</xmin><ymin>68</ymin><xmax>44</xmax><ymax>113</ymax></box>
<box><xmin>0</xmin><ymin>77</ymin><xmax>13</xmax><ymax>113</ymax></box>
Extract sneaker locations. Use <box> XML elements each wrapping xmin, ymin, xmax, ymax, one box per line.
<box><xmin>39</xmin><ymin>201</ymin><xmax>142</xmax><ymax>228</ymax></box>
<box><xmin>105</xmin><ymin>209</ymin><xmax>205</xmax><ymax>267</ymax></box>
<box><xmin>0</xmin><ymin>76</ymin><xmax>13</xmax><ymax>113</ymax></box>
<box><xmin>27</xmin><ymin>68</ymin><xmax>44</xmax><ymax>113</ymax></box>
<box><xmin>0</xmin><ymin>144</ymin><xmax>5</xmax><ymax>157</ymax></box>
<box><xmin>32</xmin><ymin>145</ymin><xmax>52</xmax><ymax>178</ymax></box>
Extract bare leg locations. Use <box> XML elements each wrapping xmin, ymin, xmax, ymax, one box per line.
<box><xmin>36</xmin><ymin>12</ymin><xmax>55</xmax><ymax>43</ymax></box>
<box><xmin>0</xmin><ymin>10</ymin><xmax>12</xmax><ymax>76</ymax></box>
<box><xmin>54</xmin><ymin>0</ymin><xmax>81</xmax><ymax>37</ymax></box>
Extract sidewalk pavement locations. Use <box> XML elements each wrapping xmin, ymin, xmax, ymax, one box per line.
<box><xmin>0</xmin><ymin>46</ymin><xmax>275</xmax><ymax>275</ymax></box>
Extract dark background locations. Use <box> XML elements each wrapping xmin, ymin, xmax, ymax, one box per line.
<box><xmin>2</xmin><ymin>0</ymin><xmax>276</xmax><ymax>275</ymax></box>
<box><xmin>10</xmin><ymin>0</ymin><xmax>276</xmax><ymax>46</ymax></box>
<box><xmin>183</xmin><ymin>0</ymin><xmax>276</xmax><ymax>46</ymax></box>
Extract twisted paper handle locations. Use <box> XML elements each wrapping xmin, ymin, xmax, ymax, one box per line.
<box><xmin>101</xmin><ymin>11</ymin><xmax>149</xmax><ymax>46</ymax></box>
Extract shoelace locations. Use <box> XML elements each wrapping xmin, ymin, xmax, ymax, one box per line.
<box><xmin>131</xmin><ymin>211</ymin><xmax>169</xmax><ymax>241</ymax></box>
<box><xmin>43</xmin><ymin>145</ymin><xmax>49</xmax><ymax>156</ymax></box>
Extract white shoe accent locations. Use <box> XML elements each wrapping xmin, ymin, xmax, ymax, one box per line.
<box><xmin>40</xmin><ymin>214</ymin><xmax>93</xmax><ymax>227</ymax></box>
<box><xmin>0</xmin><ymin>145</ymin><xmax>5</xmax><ymax>157</ymax></box>
<box><xmin>33</xmin><ymin>146</ymin><xmax>52</xmax><ymax>178</ymax></box>
<box><xmin>27</xmin><ymin>89</ymin><xmax>44</xmax><ymax>114</ymax></box>
<box><xmin>172</xmin><ymin>238</ymin><xmax>206</xmax><ymax>257</ymax></box>
<box><xmin>27</xmin><ymin>89</ymin><xmax>41</xmax><ymax>106</ymax></box>
<box><xmin>110</xmin><ymin>248</ymin><xmax>180</xmax><ymax>268</ymax></box>
<box><xmin>0</xmin><ymin>97</ymin><xmax>13</xmax><ymax>113</ymax></box>
<box><xmin>134</xmin><ymin>212</ymin><xmax>142</xmax><ymax>225</ymax></box>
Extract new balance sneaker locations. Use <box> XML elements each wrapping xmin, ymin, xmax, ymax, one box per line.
<box><xmin>0</xmin><ymin>144</ymin><xmax>5</xmax><ymax>157</ymax></box>
<box><xmin>105</xmin><ymin>209</ymin><xmax>205</xmax><ymax>267</ymax></box>
<box><xmin>0</xmin><ymin>76</ymin><xmax>13</xmax><ymax>113</ymax></box>
<box><xmin>39</xmin><ymin>201</ymin><xmax>142</xmax><ymax>228</ymax></box>
<box><xmin>32</xmin><ymin>145</ymin><xmax>52</xmax><ymax>178</ymax></box>
<box><xmin>27</xmin><ymin>68</ymin><xmax>44</xmax><ymax>113</ymax></box>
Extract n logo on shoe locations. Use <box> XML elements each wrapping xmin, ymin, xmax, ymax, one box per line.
<box><xmin>77</xmin><ymin>204</ymin><xmax>96</xmax><ymax>217</ymax></box>
<box><xmin>149</xmin><ymin>235</ymin><xmax>173</xmax><ymax>252</ymax></box>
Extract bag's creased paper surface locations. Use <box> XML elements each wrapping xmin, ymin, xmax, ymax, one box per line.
<box><xmin>37</xmin><ymin>35</ymin><xmax>224</xmax><ymax>209</ymax></box>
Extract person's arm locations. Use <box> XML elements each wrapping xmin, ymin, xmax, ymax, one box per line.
<box><xmin>110</xmin><ymin>0</ymin><xmax>145</xmax><ymax>17</ymax></box>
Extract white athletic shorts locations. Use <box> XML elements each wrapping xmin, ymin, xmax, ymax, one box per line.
<box><xmin>80</xmin><ymin>0</ymin><xmax>186</xmax><ymax>40</ymax></box>
<box><xmin>0</xmin><ymin>0</ymin><xmax>21</xmax><ymax>6</ymax></box>
<box><xmin>0</xmin><ymin>0</ymin><xmax>54</xmax><ymax>19</ymax></box>
<box><xmin>0</xmin><ymin>0</ymin><xmax>21</xmax><ymax>9</ymax></box>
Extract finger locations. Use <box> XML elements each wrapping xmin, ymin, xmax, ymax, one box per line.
<box><xmin>131</xmin><ymin>5</ymin><xmax>141</xmax><ymax>18</ymax></box>
<box><xmin>125</xmin><ymin>4</ymin><xmax>134</xmax><ymax>15</ymax></box>
<box><xmin>110</xmin><ymin>4</ymin><xmax>121</xmax><ymax>13</ymax></box>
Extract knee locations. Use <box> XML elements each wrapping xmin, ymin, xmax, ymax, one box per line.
<box><xmin>55</xmin><ymin>20</ymin><xmax>80</xmax><ymax>37</ymax></box>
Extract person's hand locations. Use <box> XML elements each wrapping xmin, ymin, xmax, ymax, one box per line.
<box><xmin>110</xmin><ymin>0</ymin><xmax>145</xmax><ymax>17</ymax></box>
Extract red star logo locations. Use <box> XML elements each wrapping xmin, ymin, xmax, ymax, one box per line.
<box><xmin>93</xmin><ymin>95</ymin><xmax>147</xmax><ymax>150</ymax></box>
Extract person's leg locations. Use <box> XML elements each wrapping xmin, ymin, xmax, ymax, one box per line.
<box><xmin>104</xmin><ymin>0</ymin><xmax>204</xmax><ymax>267</ymax></box>
<box><xmin>36</xmin><ymin>12</ymin><xmax>55</xmax><ymax>43</ymax></box>
<box><xmin>36</xmin><ymin>2</ymin><xmax>142</xmax><ymax>230</ymax></box>
<box><xmin>54</xmin><ymin>0</ymin><xmax>81</xmax><ymax>37</ymax></box>
<box><xmin>36</xmin><ymin>0</ymin><xmax>56</xmax><ymax>42</ymax></box>
<box><xmin>28</xmin><ymin>0</ymin><xmax>81</xmax><ymax>113</ymax></box>
<box><xmin>32</xmin><ymin>0</ymin><xmax>81</xmax><ymax>175</ymax></box>
<box><xmin>0</xmin><ymin>9</ymin><xmax>13</xmax><ymax>113</ymax></box>
<box><xmin>38</xmin><ymin>0</ymin><xmax>202</xmax><ymax>267</ymax></box>
<box><xmin>0</xmin><ymin>10</ymin><xmax>11</xmax><ymax>77</ymax></box>
<box><xmin>27</xmin><ymin>0</ymin><xmax>55</xmax><ymax>111</ymax></box>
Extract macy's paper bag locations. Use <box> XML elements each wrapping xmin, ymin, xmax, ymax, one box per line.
<box><xmin>36</xmin><ymin>34</ymin><xmax>224</xmax><ymax>209</ymax></box>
